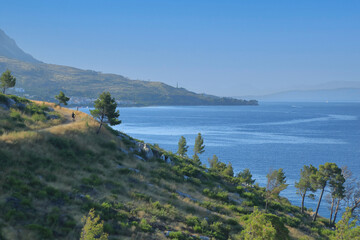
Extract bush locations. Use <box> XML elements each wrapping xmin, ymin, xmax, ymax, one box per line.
<box><xmin>139</xmin><ymin>219</ymin><xmax>152</xmax><ymax>232</ymax></box>
<box><xmin>31</xmin><ymin>113</ymin><xmax>47</xmax><ymax>122</ymax></box>
<box><xmin>265</xmin><ymin>214</ymin><xmax>290</xmax><ymax>240</ymax></box>
<box><xmin>26</xmin><ymin>224</ymin><xmax>53</xmax><ymax>239</ymax></box>
<box><xmin>9</xmin><ymin>109</ymin><xmax>22</xmax><ymax>121</ymax></box>
<box><xmin>48</xmin><ymin>136</ymin><xmax>70</xmax><ymax>150</ymax></box>
<box><xmin>168</xmin><ymin>231</ymin><xmax>186</xmax><ymax>240</ymax></box>
<box><xmin>203</xmin><ymin>188</ymin><xmax>229</xmax><ymax>202</ymax></box>
<box><xmin>186</xmin><ymin>215</ymin><xmax>200</xmax><ymax>227</ymax></box>
<box><xmin>81</xmin><ymin>174</ymin><xmax>103</xmax><ymax>186</ymax></box>
<box><xmin>130</xmin><ymin>192</ymin><xmax>151</xmax><ymax>202</ymax></box>
<box><xmin>99</xmin><ymin>140</ymin><xmax>117</xmax><ymax>150</ymax></box>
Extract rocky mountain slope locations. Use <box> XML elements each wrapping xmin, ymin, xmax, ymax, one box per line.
<box><xmin>0</xmin><ymin>29</ymin><xmax>41</xmax><ymax>64</ymax></box>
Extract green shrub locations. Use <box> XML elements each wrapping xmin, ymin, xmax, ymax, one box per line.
<box><xmin>9</xmin><ymin>109</ymin><xmax>22</xmax><ymax>121</ymax></box>
<box><xmin>26</xmin><ymin>224</ymin><xmax>53</xmax><ymax>239</ymax></box>
<box><xmin>226</xmin><ymin>218</ymin><xmax>238</xmax><ymax>225</ymax></box>
<box><xmin>265</xmin><ymin>214</ymin><xmax>290</xmax><ymax>240</ymax></box>
<box><xmin>81</xmin><ymin>174</ymin><xmax>103</xmax><ymax>186</ymax></box>
<box><xmin>186</xmin><ymin>215</ymin><xmax>200</xmax><ymax>227</ymax></box>
<box><xmin>168</xmin><ymin>231</ymin><xmax>186</xmax><ymax>240</ymax></box>
<box><xmin>139</xmin><ymin>219</ymin><xmax>152</xmax><ymax>232</ymax></box>
<box><xmin>319</xmin><ymin>228</ymin><xmax>334</xmax><ymax>237</ymax></box>
<box><xmin>203</xmin><ymin>188</ymin><xmax>229</xmax><ymax>202</ymax></box>
<box><xmin>48</xmin><ymin>136</ymin><xmax>70</xmax><ymax>149</ymax></box>
<box><xmin>99</xmin><ymin>140</ymin><xmax>117</xmax><ymax>150</ymax></box>
<box><xmin>31</xmin><ymin>113</ymin><xmax>47</xmax><ymax>122</ymax></box>
<box><xmin>130</xmin><ymin>192</ymin><xmax>151</xmax><ymax>202</ymax></box>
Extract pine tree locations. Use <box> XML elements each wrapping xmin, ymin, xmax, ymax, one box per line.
<box><xmin>80</xmin><ymin>208</ymin><xmax>108</xmax><ymax>240</ymax></box>
<box><xmin>208</xmin><ymin>155</ymin><xmax>219</xmax><ymax>169</ymax></box>
<box><xmin>0</xmin><ymin>69</ymin><xmax>16</xmax><ymax>94</ymax></box>
<box><xmin>311</xmin><ymin>162</ymin><xmax>342</xmax><ymax>222</ymax></box>
<box><xmin>265</xmin><ymin>168</ymin><xmax>288</xmax><ymax>211</ymax></box>
<box><xmin>237</xmin><ymin>168</ymin><xmax>255</xmax><ymax>185</ymax></box>
<box><xmin>194</xmin><ymin>133</ymin><xmax>205</xmax><ymax>155</ymax></box>
<box><xmin>177</xmin><ymin>136</ymin><xmax>188</xmax><ymax>157</ymax></box>
<box><xmin>240</xmin><ymin>207</ymin><xmax>276</xmax><ymax>240</ymax></box>
<box><xmin>54</xmin><ymin>91</ymin><xmax>70</xmax><ymax>108</ymax></box>
<box><xmin>295</xmin><ymin>165</ymin><xmax>317</xmax><ymax>213</ymax></box>
<box><xmin>331</xmin><ymin>207</ymin><xmax>360</xmax><ymax>240</ymax></box>
<box><xmin>192</xmin><ymin>154</ymin><xmax>201</xmax><ymax>166</ymax></box>
<box><xmin>328</xmin><ymin>169</ymin><xmax>345</xmax><ymax>225</ymax></box>
<box><xmin>223</xmin><ymin>162</ymin><xmax>234</xmax><ymax>177</ymax></box>
<box><xmin>90</xmin><ymin>92</ymin><xmax>121</xmax><ymax>134</ymax></box>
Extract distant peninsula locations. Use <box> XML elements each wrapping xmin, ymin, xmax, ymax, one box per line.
<box><xmin>0</xmin><ymin>29</ymin><xmax>257</xmax><ymax>107</ymax></box>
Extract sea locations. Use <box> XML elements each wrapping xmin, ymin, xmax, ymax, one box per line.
<box><xmin>80</xmin><ymin>102</ymin><xmax>360</xmax><ymax>219</ymax></box>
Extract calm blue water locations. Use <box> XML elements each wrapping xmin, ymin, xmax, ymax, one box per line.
<box><xmin>81</xmin><ymin>102</ymin><xmax>360</xmax><ymax>218</ymax></box>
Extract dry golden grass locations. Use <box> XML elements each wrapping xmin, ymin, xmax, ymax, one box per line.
<box><xmin>0</xmin><ymin>130</ymin><xmax>41</xmax><ymax>144</ymax></box>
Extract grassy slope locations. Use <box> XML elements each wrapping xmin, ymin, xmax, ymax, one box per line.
<box><xmin>0</xmin><ymin>57</ymin><xmax>257</xmax><ymax>106</ymax></box>
<box><xmin>0</xmin><ymin>95</ymin><xmax>332</xmax><ymax>240</ymax></box>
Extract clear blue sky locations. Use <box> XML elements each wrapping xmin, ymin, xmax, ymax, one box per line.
<box><xmin>1</xmin><ymin>0</ymin><xmax>359</xmax><ymax>96</ymax></box>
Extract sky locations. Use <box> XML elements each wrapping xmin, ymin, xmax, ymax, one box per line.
<box><xmin>0</xmin><ymin>0</ymin><xmax>359</xmax><ymax>96</ymax></box>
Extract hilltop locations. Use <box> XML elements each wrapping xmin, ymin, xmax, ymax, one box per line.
<box><xmin>0</xmin><ymin>94</ymin><xmax>339</xmax><ymax>240</ymax></box>
<box><xmin>0</xmin><ymin>29</ymin><xmax>257</xmax><ymax>106</ymax></box>
<box><xmin>0</xmin><ymin>29</ymin><xmax>41</xmax><ymax>64</ymax></box>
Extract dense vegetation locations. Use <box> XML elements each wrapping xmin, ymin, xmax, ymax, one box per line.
<box><xmin>0</xmin><ymin>93</ymin><xmax>359</xmax><ymax>240</ymax></box>
<box><xmin>0</xmin><ymin>57</ymin><xmax>258</xmax><ymax>106</ymax></box>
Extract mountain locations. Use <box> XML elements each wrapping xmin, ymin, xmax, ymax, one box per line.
<box><xmin>0</xmin><ymin>29</ymin><xmax>257</xmax><ymax>106</ymax></box>
<box><xmin>251</xmin><ymin>88</ymin><xmax>360</xmax><ymax>102</ymax></box>
<box><xmin>0</xmin><ymin>29</ymin><xmax>41</xmax><ymax>64</ymax></box>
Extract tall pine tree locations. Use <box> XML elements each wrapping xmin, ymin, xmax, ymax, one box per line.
<box><xmin>177</xmin><ymin>136</ymin><xmax>188</xmax><ymax>157</ymax></box>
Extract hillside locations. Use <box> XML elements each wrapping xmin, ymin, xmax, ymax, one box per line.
<box><xmin>0</xmin><ymin>29</ymin><xmax>257</xmax><ymax>106</ymax></box>
<box><xmin>0</xmin><ymin>57</ymin><xmax>257</xmax><ymax>107</ymax></box>
<box><xmin>0</xmin><ymin>94</ymin><xmax>339</xmax><ymax>240</ymax></box>
<box><xmin>0</xmin><ymin>29</ymin><xmax>41</xmax><ymax>64</ymax></box>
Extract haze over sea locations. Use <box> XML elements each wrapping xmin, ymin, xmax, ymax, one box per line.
<box><xmin>82</xmin><ymin>102</ymin><xmax>360</xmax><ymax>218</ymax></box>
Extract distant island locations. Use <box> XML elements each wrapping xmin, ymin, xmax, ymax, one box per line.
<box><xmin>0</xmin><ymin>29</ymin><xmax>257</xmax><ymax>107</ymax></box>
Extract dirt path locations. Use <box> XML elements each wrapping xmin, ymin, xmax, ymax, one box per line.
<box><xmin>36</xmin><ymin>110</ymin><xmax>86</xmax><ymax>133</ymax></box>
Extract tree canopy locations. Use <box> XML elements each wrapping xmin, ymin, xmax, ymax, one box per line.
<box><xmin>90</xmin><ymin>92</ymin><xmax>121</xmax><ymax>134</ymax></box>
<box><xmin>177</xmin><ymin>136</ymin><xmax>188</xmax><ymax>157</ymax></box>
<box><xmin>265</xmin><ymin>168</ymin><xmax>288</xmax><ymax>210</ymax></box>
<box><xmin>311</xmin><ymin>162</ymin><xmax>343</xmax><ymax>222</ymax></box>
<box><xmin>240</xmin><ymin>207</ymin><xmax>276</xmax><ymax>240</ymax></box>
<box><xmin>194</xmin><ymin>133</ymin><xmax>205</xmax><ymax>155</ymax></box>
<box><xmin>80</xmin><ymin>208</ymin><xmax>108</xmax><ymax>240</ymax></box>
<box><xmin>331</xmin><ymin>207</ymin><xmax>360</xmax><ymax>240</ymax></box>
<box><xmin>54</xmin><ymin>91</ymin><xmax>70</xmax><ymax>107</ymax></box>
<box><xmin>0</xmin><ymin>69</ymin><xmax>16</xmax><ymax>94</ymax></box>
<box><xmin>295</xmin><ymin>165</ymin><xmax>317</xmax><ymax>213</ymax></box>
<box><xmin>237</xmin><ymin>168</ymin><xmax>255</xmax><ymax>185</ymax></box>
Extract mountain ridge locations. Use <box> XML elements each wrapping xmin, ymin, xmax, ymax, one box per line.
<box><xmin>0</xmin><ymin>29</ymin><xmax>257</xmax><ymax>106</ymax></box>
<box><xmin>0</xmin><ymin>29</ymin><xmax>41</xmax><ymax>64</ymax></box>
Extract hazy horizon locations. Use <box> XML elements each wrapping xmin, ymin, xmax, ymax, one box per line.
<box><xmin>1</xmin><ymin>0</ymin><xmax>359</xmax><ymax>97</ymax></box>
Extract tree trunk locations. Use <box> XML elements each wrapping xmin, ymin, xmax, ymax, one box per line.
<box><xmin>332</xmin><ymin>199</ymin><xmax>341</xmax><ymax>225</ymax></box>
<box><xmin>96</xmin><ymin>121</ymin><xmax>103</xmax><ymax>134</ymax></box>
<box><xmin>329</xmin><ymin>198</ymin><xmax>335</xmax><ymax>225</ymax></box>
<box><xmin>313</xmin><ymin>186</ymin><xmax>325</xmax><ymax>222</ymax></box>
<box><xmin>301</xmin><ymin>192</ymin><xmax>306</xmax><ymax>214</ymax></box>
<box><xmin>96</xmin><ymin>114</ymin><xmax>104</xmax><ymax>134</ymax></box>
<box><xmin>265</xmin><ymin>199</ymin><xmax>268</xmax><ymax>211</ymax></box>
